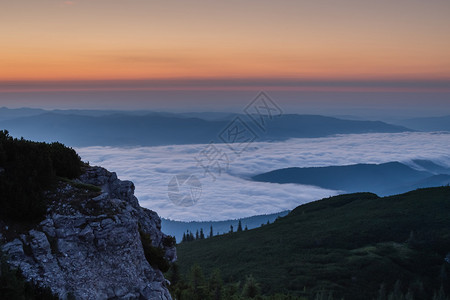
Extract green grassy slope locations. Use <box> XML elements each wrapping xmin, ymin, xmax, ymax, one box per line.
<box><xmin>176</xmin><ymin>187</ymin><xmax>450</xmax><ymax>299</ymax></box>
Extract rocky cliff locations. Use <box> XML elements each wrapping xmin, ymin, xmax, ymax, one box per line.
<box><xmin>0</xmin><ymin>166</ymin><xmax>176</xmax><ymax>300</ymax></box>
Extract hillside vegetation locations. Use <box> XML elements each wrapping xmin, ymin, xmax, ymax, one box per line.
<box><xmin>175</xmin><ymin>187</ymin><xmax>450</xmax><ymax>299</ymax></box>
<box><xmin>0</xmin><ymin>130</ymin><xmax>83</xmax><ymax>224</ymax></box>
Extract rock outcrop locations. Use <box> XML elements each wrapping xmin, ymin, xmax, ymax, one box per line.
<box><xmin>0</xmin><ymin>166</ymin><xmax>176</xmax><ymax>300</ymax></box>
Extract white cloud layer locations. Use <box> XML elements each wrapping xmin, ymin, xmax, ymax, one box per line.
<box><xmin>76</xmin><ymin>132</ymin><xmax>450</xmax><ymax>221</ymax></box>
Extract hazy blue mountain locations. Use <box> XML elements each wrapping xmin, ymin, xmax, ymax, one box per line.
<box><xmin>394</xmin><ymin>115</ymin><xmax>450</xmax><ymax>131</ymax></box>
<box><xmin>0</xmin><ymin>107</ymin><xmax>238</xmax><ymax>121</ymax></box>
<box><xmin>159</xmin><ymin>111</ymin><xmax>238</xmax><ymax>121</ymax></box>
<box><xmin>252</xmin><ymin>161</ymin><xmax>450</xmax><ymax>196</ymax></box>
<box><xmin>411</xmin><ymin>159</ymin><xmax>450</xmax><ymax>174</ymax></box>
<box><xmin>161</xmin><ymin>210</ymin><xmax>289</xmax><ymax>242</ymax></box>
<box><xmin>406</xmin><ymin>174</ymin><xmax>450</xmax><ymax>189</ymax></box>
<box><xmin>0</xmin><ymin>110</ymin><xmax>412</xmax><ymax>147</ymax></box>
<box><xmin>51</xmin><ymin>109</ymin><xmax>147</xmax><ymax>117</ymax></box>
<box><xmin>0</xmin><ymin>107</ymin><xmax>47</xmax><ymax>121</ymax></box>
<box><xmin>0</xmin><ymin>112</ymin><xmax>220</xmax><ymax>146</ymax></box>
<box><xmin>258</xmin><ymin>114</ymin><xmax>411</xmax><ymax>139</ymax></box>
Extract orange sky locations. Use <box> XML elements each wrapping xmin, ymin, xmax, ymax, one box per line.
<box><xmin>1</xmin><ymin>0</ymin><xmax>450</xmax><ymax>82</ymax></box>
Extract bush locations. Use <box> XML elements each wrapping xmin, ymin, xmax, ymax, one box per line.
<box><xmin>138</xmin><ymin>226</ymin><xmax>171</xmax><ymax>273</ymax></box>
<box><xmin>163</xmin><ymin>235</ymin><xmax>176</xmax><ymax>247</ymax></box>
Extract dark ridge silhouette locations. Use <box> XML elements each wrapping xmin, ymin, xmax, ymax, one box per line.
<box><xmin>252</xmin><ymin>161</ymin><xmax>450</xmax><ymax>196</ymax></box>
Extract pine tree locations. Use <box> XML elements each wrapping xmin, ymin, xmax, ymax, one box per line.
<box><xmin>229</xmin><ymin>225</ymin><xmax>233</xmax><ymax>233</ymax></box>
<box><xmin>189</xmin><ymin>265</ymin><xmax>206</xmax><ymax>300</ymax></box>
<box><xmin>209</xmin><ymin>225</ymin><xmax>214</xmax><ymax>238</ymax></box>
<box><xmin>433</xmin><ymin>286</ymin><xmax>447</xmax><ymax>300</ymax></box>
<box><xmin>182</xmin><ymin>232</ymin><xmax>187</xmax><ymax>243</ymax></box>
<box><xmin>241</xmin><ymin>275</ymin><xmax>260</xmax><ymax>298</ymax></box>
<box><xmin>244</xmin><ymin>225</ymin><xmax>248</xmax><ymax>231</ymax></box>
<box><xmin>405</xmin><ymin>288</ymin><xmax>414</xmax><ymax>300</ymax></box>
<box><xmin>196</xmin><ymin>230</ymin><xmax>199</xmax><ymax>240</ymax></box>
<box><xmin>237</xmin><ymin>220</ymin><xmax>243</xmax><ymax>232</ymax></box>
<box><xmin>168</xmin><ymin>263</ymin><xmax>180</xmax><ymax>286</ymax></box>
<box><xmin>439</xmin><ymin>263</ymin><xmax>448</xmax><ymax>284</ymax></box>
<box><xmin>377</xmin><ymin>284</ymin><xmax>387</xmax><ymax>300</ymax></box>
<box><xmin>209</xmin><ymin>269</ymin><xmax>223</xmax><ymax>300</ymax></box>
<box><xmin>388</xmin><ymin>280</ymin><xmax>403</xmax><ymax>300</ymax></box>
<box><xmin>200</xmin><ymin>228</ymin><xmax>205</xmax><ymax>239</ymax></box>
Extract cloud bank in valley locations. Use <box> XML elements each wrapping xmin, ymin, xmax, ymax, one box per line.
<box><xmin>76</xmin><ymin>132</ymin><xmax>450</xmax><ymax>221</ymax></box>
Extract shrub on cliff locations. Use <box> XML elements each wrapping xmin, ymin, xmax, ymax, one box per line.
<box><xmin>138</xmin><ymin>226</ymin><xmax>171</xmax><ymax>273</ymax></box>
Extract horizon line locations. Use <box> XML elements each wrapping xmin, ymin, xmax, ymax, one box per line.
<box><xmin>1</xmin><ymin>78</ymin><xmax>449</xmax><ymax>93</ymax></box>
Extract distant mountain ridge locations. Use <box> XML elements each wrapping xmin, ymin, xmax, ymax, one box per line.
<box><xmin>162</xmin><ymin>210</ymin><xmax>289</xmax><ymax>242</ymax></box>
<box><xmin>0</xmin><ymin>108</ymin><xmax>412</xmax><ymax>147</ymax></box>
<box><xmin>0</xmin><ymin>107</ymin><xmax>47</xmax><ymax>121</ymax></box>
<box><xmin>411</xmin><ymin>159</ymin><xmax>450</xmax><ymax>174</ymax></box>
<box><xmin>393</xmin><ymin>115</ymin><xmax>450</xmax><ymax>131</ymax></box>
<box><xmin>252</xmin><ymin>161</ymin><xmax>450</xmax><ymax>196</ymax></box>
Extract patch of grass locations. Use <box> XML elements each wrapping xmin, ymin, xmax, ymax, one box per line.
<box><xmin>58</xmin><ymin>177</ymin><xmax>102</xmax><ymax>193</ymax></box>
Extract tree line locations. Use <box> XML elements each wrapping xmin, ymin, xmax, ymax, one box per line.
<box><xmin>182</xmin><ymin>220</ymin><xmax>267</xmax><ymax>243</ymax></box>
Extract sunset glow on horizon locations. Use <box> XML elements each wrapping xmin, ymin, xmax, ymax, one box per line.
<box><xmin>2</xmin><ymin>0</ymin><xmax>450</xmax><ymax>84</ymax></box>
<box><xmin>1</xmin><ymin>0</ymin><xmax>449</xmax><ymax>115</ymax></box>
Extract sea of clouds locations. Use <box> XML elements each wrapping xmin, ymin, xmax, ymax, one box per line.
<box><xmin>76</xmin><ymin>132</ymin><xmax>450</xmax><ymax>221</ymax></box>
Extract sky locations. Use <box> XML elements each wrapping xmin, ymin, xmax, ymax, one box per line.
<box><xmin>0</xmin><ymin>0</ymin><xmax>449</xmax><ymax>114</ymax></box>
<box><xmin>76</xmin><ymin>132</ymin><xmax>450</xmax><ymax>221</ymax></box>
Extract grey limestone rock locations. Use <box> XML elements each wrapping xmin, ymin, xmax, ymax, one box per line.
<box><xmin>1</xmin><ymin>166</ymin><xmax>176</xmax><ymax>300</ymax></box>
